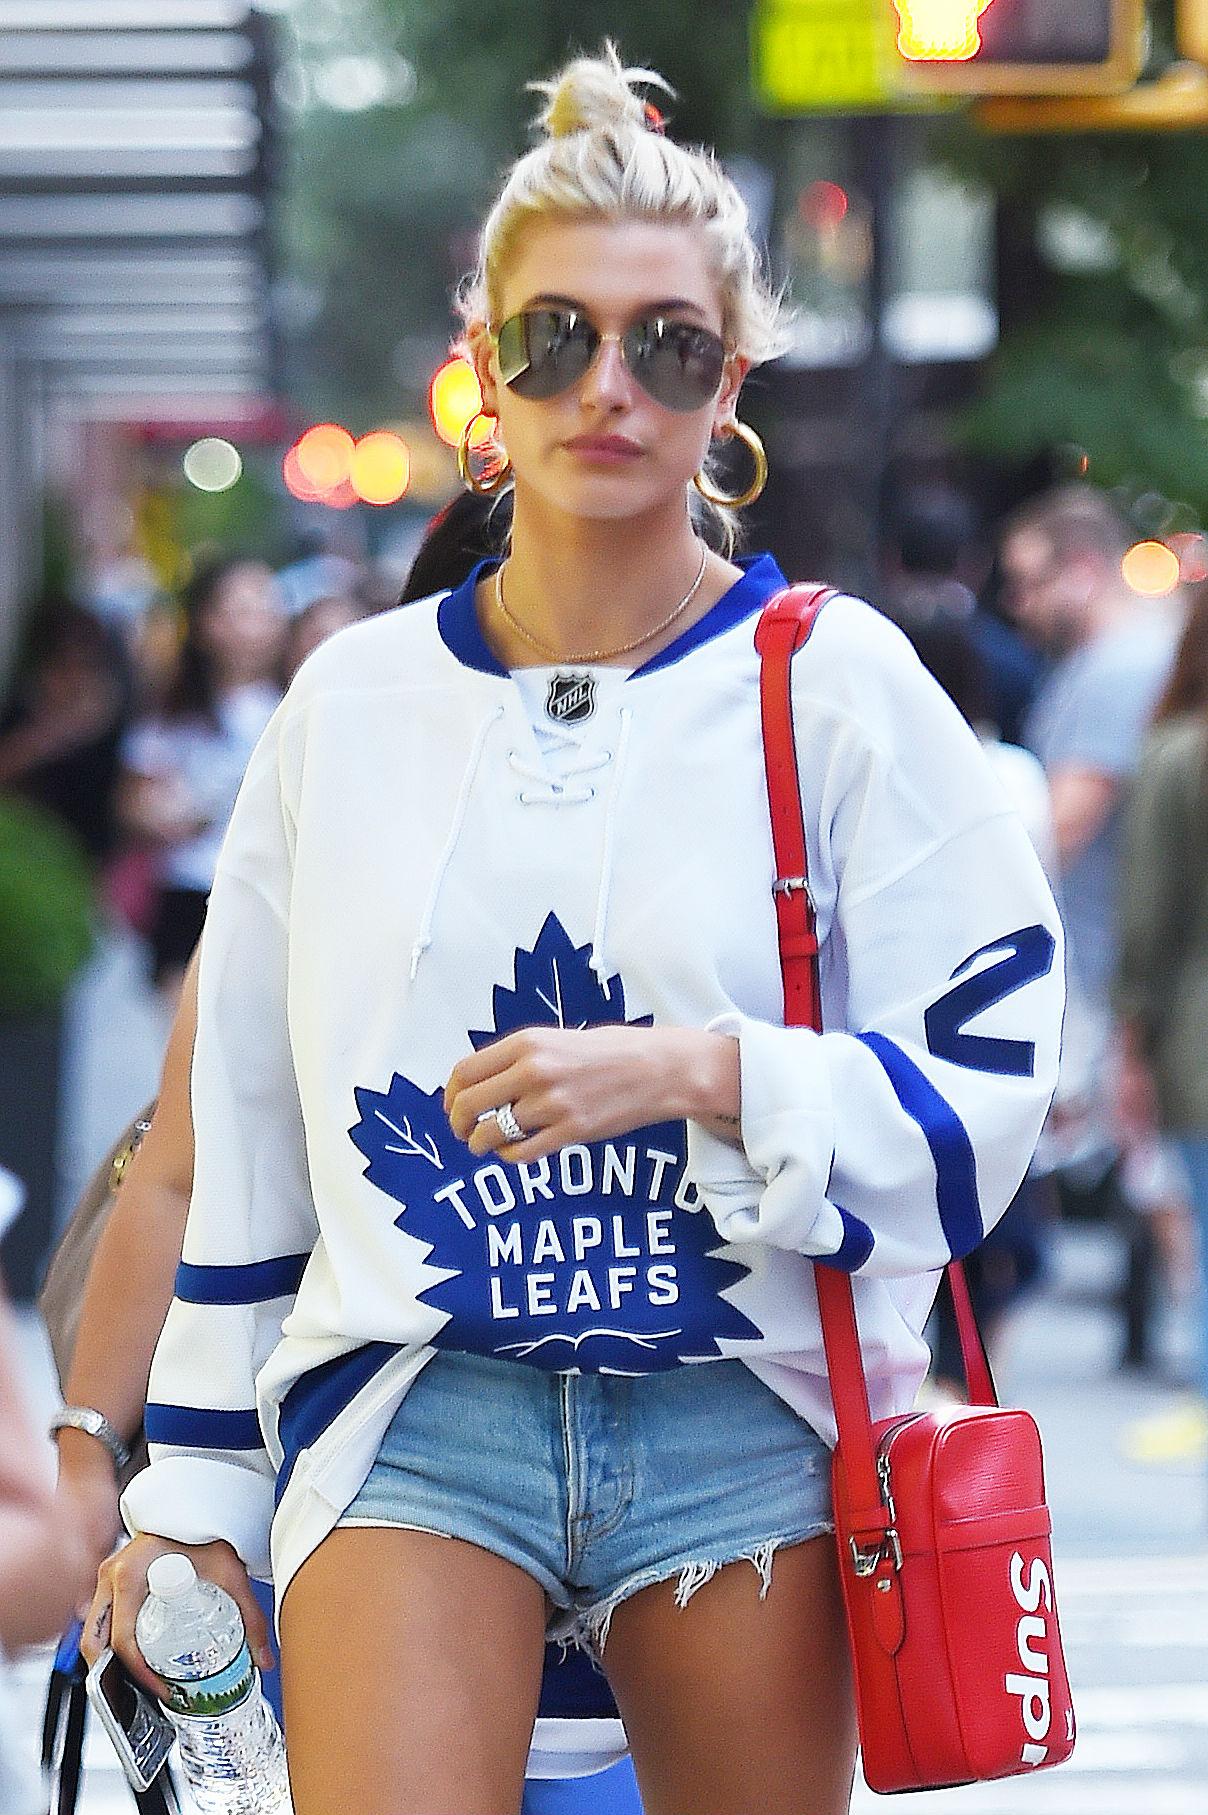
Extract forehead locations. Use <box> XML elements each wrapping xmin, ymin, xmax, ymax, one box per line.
<box><xmin>497</xmin><ymin>217</ymin><xmax>721</xmax><ymax>326</ymax></box>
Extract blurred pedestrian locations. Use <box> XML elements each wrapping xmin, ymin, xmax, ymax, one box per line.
<box><xmin>881</xmin><ymin>482</ymin><xmax>1044</xmax><ymax>744</ymax></box>
<box><xmin>117</xmin><ymin>557</ymin><xmax>286</xmax><ymax>1005</ymax></box>
<box><xmin>82</xmin><ymin>45</ymin><xmax>1061</xmax><ymax>1815</ymax></box>
<box><xmin>1116</xmin><ymin>585</ymin><xmax>1208</xmax><ymax>1463</ymax></box>
<box><xmin>1004</xmin><ymin>485</ymin><xmax>1180</xmax><ymax>1010</ymax></box>
<box><xmin>284</xmin><ymin>592</ymin><xmax>371</xmax><ymax>679</ymax></box>
<box><xmin>0</xmin><ymin>597</ymin><xmax>132</xmax><ymax>866</ymax></box>
<box><xmin>1002</xmin><ymin>484</ymin><xmax>1185</xmax><ymax>1366</ymax></box>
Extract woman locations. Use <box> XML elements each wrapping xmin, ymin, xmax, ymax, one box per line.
<box><xmin>118</xmin><ymin>556</ymin><xmax>285</xmax><ymax>1004</ymax></box>
<box><xmin>1116</xmin><ymin>584</ymin><xmax>1208</xmax><ymax>1462</ymax></box>
<box><xmin>85</xmin><ymin>48</ymin><xmax>1062</xmax><ymax>1815</ymax></box>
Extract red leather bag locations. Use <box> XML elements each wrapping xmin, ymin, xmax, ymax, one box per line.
<box><xmin>756</xmin><ymin>584</ymin><xmax>1076</xmax><ymax>1795</ymax></box>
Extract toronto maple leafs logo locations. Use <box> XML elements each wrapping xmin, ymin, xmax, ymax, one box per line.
<box><xmin>349</xmin><ymin>914</ymin><xmax>759</xmax><ymax>1375</ymax></box>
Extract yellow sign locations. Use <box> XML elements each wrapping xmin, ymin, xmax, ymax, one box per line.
<box><xmin>753</xmin><ymin>0</ymin><xmax>902</xmax><ymax>112</ymax></box>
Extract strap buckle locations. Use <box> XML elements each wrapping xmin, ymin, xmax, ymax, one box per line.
<box><xmin>849</xmin><ymin>1529</ymin><xmax>902</xmax><ymax>1577</ymax></box>
<box><xmin>772</xmin><ymin>875</ymin><xmax>812</xmax><ymax>902</ymax></box>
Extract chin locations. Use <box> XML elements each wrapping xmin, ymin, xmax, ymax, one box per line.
<box><xmin>533</xmin><ymin>472</ymin><xmax>690</xmax><ymax>522</ymax></box>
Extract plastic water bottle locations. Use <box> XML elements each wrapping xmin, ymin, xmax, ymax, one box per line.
<box><xmin>135</xmin><ymin>1553</ymin><xmax>292</xmax><ymax>1813</ymax></box>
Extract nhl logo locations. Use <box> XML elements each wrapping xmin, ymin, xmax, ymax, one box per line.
<box><xmin>546</xmin><ymin>672</ymin><xmax>596</xmax><ymax>724</ymax></box>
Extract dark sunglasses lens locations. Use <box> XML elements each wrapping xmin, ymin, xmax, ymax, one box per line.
<box><xmin>629</xmin><ymin>320</ymin><xmax>726</xmax><ymax>411</ymax></box>
<box><xmin>497</xmin><ymin>310</ymin><xmax>594</xmax><ymax>400</ymax></box>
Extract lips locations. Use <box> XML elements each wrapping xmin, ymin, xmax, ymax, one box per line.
<box><xmin>563</xmin><ymin>434</ymin><xmax>643</xmax><ymax>457</ymax></box>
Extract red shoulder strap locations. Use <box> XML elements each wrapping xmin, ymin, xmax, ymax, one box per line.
<box><xmin>753</xmin><ymin>583</ymin><xmax>996</xmax><ymax>1492</ymax></box>
<box><xmin>755</xmin><ymin>586</ymin><xmax>836</xmax><ymax>1031</ymax></box>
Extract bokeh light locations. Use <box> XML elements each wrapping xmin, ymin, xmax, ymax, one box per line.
<box><xmin>798</xmin><ymin>181</ymin><xmax>850</xmax><ymax>233</ymax></box>
<box><xmin>894</xmin><ymin>0</ymin><xmax>993</xmax><ymax>62</ymax></box>
<box><xmin>429</xmin><ymin>357</ymin><xmax>484</xmax><ymax>447</ymax></box>
<box><xmin>350</xmin><ymin>431</ymin><xmax>410</xmax><ymax>505</ymax></box>
<box><xmin>294</xmin><ymin>423</ymin><xmax>355</xmax><ymax>492</ymax></box>
<box><xmin>1122</xmin><ymin>540</ymin><xmax>1182</xmax><ymax>598</ymax></box>
<box><xmin>282</xmin><ymin>442</ymin><xmax>328</xmax><ymax>504</ymax></box>
<box><xmin>182</xmin><ymin>438</ymin><xmax>242</xmax><ymax>493</ymax></box>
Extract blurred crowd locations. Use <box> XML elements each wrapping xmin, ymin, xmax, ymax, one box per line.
<box><xmin>878</xmin><ymin>481</ymin><xmax>1207</xmax><ymax>1470</ymax></box>
<box><xmin>0</xmin><ymin>475</ymin><xmax>1206</xmax><ymax>1675</ymax></box>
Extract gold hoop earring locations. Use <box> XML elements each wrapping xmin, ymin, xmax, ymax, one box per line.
<box><xmin>458</xmin><ymin>417</ymin><xmax>512</xmax><ymax>496</ymax></box>
<box><xmin>693</xmin><ymin>421</ymin><xmax>767</xmax><ymax>510</ymax></box>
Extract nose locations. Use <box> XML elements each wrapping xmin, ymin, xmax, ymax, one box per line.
<box><xmin>579</xmin><ymin>334</ymin><xmax>632</xmax><ymax>410</ymax></box>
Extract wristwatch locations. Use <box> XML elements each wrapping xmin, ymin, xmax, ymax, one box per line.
<box><xmin>49</xmin><ymin>1405</ymin><xmax>131</xmax><ymax>1473</ymax></box>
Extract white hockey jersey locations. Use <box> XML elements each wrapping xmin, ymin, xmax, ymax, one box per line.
<box><xmin>121</xmin><ymin>553</ymin><xmax>1063</xmax><ymax>1769</ymax></box>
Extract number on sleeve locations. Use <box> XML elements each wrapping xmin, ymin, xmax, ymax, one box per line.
<box><xmin>924</xmin><ymin>925</ymin><xmax>1057</xmax><ymax>1078</ymax></box>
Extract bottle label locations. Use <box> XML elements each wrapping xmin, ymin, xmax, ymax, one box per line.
<box><xmin>163</xmin><ymin>1641</ymin><xmax>255</xmax><ymax>1718</ymax></box>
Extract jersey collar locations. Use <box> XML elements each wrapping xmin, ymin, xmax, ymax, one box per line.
<box><xmin>436</xmin><ymin>553</ymin><xmax>789</xmax><ymax>680</ymax></box>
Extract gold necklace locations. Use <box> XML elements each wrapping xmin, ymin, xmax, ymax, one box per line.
<box><xmin>494</xmin><ymin>545</ymin><xmax>708</xmax><ymax>665</ymax></box>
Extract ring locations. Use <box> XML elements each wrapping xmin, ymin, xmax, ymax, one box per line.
<box><xmin>492</xmin><ymin>1103</ymin><xmax>525</xmax><ymax>1143</ymax></box>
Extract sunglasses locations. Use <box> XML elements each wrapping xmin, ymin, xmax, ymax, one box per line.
<box><xmin>494</xmin><ymin>307</ymin><xmax>727</xmax><ymax>413</ymax></box>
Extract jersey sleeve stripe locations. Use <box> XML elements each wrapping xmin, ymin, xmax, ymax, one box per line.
<box><xmin>144</xmin><ymin>1404</ymin><xmax>265</xmax><ymax>1450</ymax></box>
<box><xmin>174</xmin><ymin>1253</ymin><xmax>310</xmax><ymax>1304</ymax></box>
<box><xmin>857</xmin><ymin>1032</ymin><xmax>983</xmax><ymax>1259</ymax></box>
<box><xmin>825</xmin><ymin>1208</ymin><xmax>876</xmax><ymax>1272</ymax></box>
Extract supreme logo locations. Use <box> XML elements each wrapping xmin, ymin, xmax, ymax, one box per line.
<box><xmin>1004</xmin><ymin>1552</ymin><xmax>1055</xmax><ymax>1767</ymax></box>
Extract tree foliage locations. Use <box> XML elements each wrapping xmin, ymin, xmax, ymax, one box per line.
<box><xmin>930</xmin><ymin>0</ymin><xmax>1208</xmax><ymax>518</ymax></box>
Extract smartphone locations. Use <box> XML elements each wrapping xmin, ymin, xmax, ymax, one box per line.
<box><xmin>85</xmin><ymin>1647</ymin><xmax>175</xmax><ymax>1792</ymax></box>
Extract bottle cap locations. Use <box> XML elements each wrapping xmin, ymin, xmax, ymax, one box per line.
<box><xmin>146</xmin><ymin>1553</ymin><xmax>198</xmax><ymax>1600</ymax></box>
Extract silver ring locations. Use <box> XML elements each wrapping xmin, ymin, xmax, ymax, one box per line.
<box><xmin>493</xmin><ymin>1103</ymin><xmax>525</xmax><ymax>1143</ymax></box>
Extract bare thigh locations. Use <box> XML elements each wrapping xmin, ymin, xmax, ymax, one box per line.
<box><xmin>279</xmin><ymin>1527</ymin><xmax>548</xmax><ymax>1815</ymax></box>
<box><xmin>601</xmin><ymin>1532</ymin><xmax>857</xmax><ymax>1815</ymax></box>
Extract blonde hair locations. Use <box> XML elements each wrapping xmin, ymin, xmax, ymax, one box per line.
<box><xmin>459</xmin><ymin>43</ymin><xmax>789</xmax><ymax>548</ymax></box>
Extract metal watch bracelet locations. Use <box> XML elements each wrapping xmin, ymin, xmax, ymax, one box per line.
<box><xmin>49</xmin><ymin>1405</ymin><xmax>131</xmax><ymax>1473</ymax></box>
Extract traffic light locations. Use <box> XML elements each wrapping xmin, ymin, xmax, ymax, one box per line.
<box><xmin>892</xmin><ymin>0</ymin><xmax>1145</xmax><ymax>94</ymax></box>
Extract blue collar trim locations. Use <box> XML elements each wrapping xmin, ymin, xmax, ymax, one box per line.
<box><xmin>435</xmin><ymin>552</ymin><xmax>788</xmax><ymax>680</ymax></box>
<box><xmin>630</xmin><ymin>552</ymin><xmax>787</xmax><ymax>676</ymax></box>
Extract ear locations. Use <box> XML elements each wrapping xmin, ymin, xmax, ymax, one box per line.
<box><xmin>712</xmin><ymin>353</ymin><xmax>751</xmax><ymax>437</ymax></box>
<box><xmin>466</xmin><ymin>322</ymin><xmax>501</xmax><ymax>419</ymax></box>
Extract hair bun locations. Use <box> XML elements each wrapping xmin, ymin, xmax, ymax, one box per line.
<box><xmin>530</xmin><ymin>40</ymin><xmax>673</xmax><ymax>141</ymax></box>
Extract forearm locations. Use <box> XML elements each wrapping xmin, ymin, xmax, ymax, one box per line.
<box><xmin>660</xmin><ymin>1028</ymin><xmax>742</xmax><ymax>1143</ymax></box>
<box><xmin>63</xmin><ymin>1159</ymin><xmax>189</xmax><ymax>1446</ymax></box>
<box><xmin>55</xmin><ymin>1142</ymin><xmax>190</xmax><ymax>1566</ymax></box>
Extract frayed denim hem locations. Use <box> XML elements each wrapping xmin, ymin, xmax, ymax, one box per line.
<box><xmin>561</xmin><ymin>1520</ymin><xmax>836</xmax><ymax>1664</ymax></box>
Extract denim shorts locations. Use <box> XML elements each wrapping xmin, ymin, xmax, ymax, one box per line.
<box><xmin>337</xmin><ymin>1349</ymin><xmax>833</xmax><ymax>1658</ymax></box>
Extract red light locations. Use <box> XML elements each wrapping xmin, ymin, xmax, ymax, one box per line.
<box><xmin>799</xmin><ymin>181</ymin><xmax>850</xmax><ymax>233</ymax></box>
<box><xmin>283</xmin><ymin>443</ymin><xmax>329</xmax><ymax>504</ymax></box>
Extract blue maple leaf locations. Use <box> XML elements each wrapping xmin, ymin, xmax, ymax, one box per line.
<box><xmin>349</xmin><ymin>914</ymin><xmax>760</xmax><ymax>1373</ymax></box>
<box><xmin>470</xmin><ymin>912</ymin><xmax>634</xmax><ymax>1044</ymax></box>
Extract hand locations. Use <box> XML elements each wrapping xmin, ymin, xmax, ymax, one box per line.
<box><xmin>444</xmin><ymin>1025</ymin><xmax>739</xmax><ymax>1164</ymax></box>
<box><xmin>83</xmin><ymin>1534</ymin><xmax>275</xmax><ymax>1702</ymax></box>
